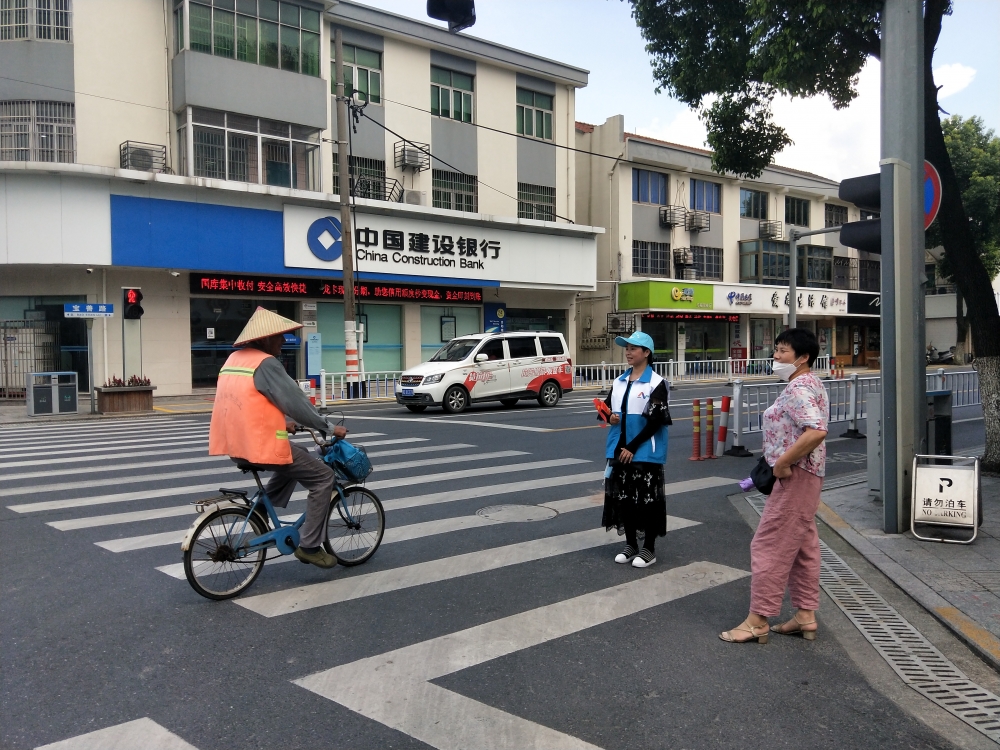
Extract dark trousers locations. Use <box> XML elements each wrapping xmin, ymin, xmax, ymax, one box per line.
<box><xmin>264</xmin><ymin>444</ymin><xmax>335</xmax><ymax>549</ymax></box>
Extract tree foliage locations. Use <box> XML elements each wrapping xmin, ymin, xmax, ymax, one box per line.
<box><xmin>928</xmin><ymin>116</ymin><xmax>1000</xmax><ymax>281</ymax></box>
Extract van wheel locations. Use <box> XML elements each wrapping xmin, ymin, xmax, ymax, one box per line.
<box><xmin>405</xmin><ymin>405</ymin><xmax>427</xmax><ymax>413</ymax></box>
<box><xmin>442</xmin><ymin>386</ymin><xmax>469</xmax><ymax>414</ymax></box>
<box><xmin>499</xmin><ymin>398</ymin><xmax>519</xmax><ymax>408</ymax></box>
<box><xmin>537</xmin><ymin>381</ymin><xmax>560</xmax><ymax>407</ymax></box>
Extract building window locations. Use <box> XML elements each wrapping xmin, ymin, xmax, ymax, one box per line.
<box><xmin>182</xmin><ymin>1</ymin><xmax>320</xmax><ymax>77</ymax></box>
<box><xmin>1</xmin><ymin>0</ymin><xmax>71</xmax><ymax>41</ymax></box>
<box><xmin>432</xmin><ymin>169</ymin><xmax>477</xmax><ymax>212</ymax></box>
<box><xmin>431</xmin><ymin>66</ymin><xmax>473</xmax><ymax>124</ymax></box>
<box><xmin>517</xmin><ymin>182</ymin><xmax>555</xmax><ymax>221</ymax></box>
<box><xmin>515</xmin><ymin>88</ymin><xmax>552</xmax><ymax>141</ymax></box>
<box><xmin>633</xmin><ymin>169</ymin><xmax>667</xmax><ymax>205</ymax></box>
<box><xmin>785</xmin><ymin>196</ymin><xmax>810</xmax><ymax>226</ymax></box>
<box><xmin>860</xmin><ymin>209</ymin><xmax>880</xmax><ymax>221</ymax></box>
<box><xmin>739</xmin><ymin>188</ymin><xmax>767</xmax><ymax>219</ymax></box>
<box><xmin>632</xmin><ymin>240</ymin><xmax>671</xmax><ymax>277</ymax></box>
<box><xmin>825</xmin><ymin>203</ymin><xmax>848</xmax><ymax>227</ymax></box>
<box><xmin>739</xmin><ymin>240</ymin><xmax>832</xmax><ymax>288</ymax></box>
<box><xmin>179</xmin><ymin>107</ymin><xmax>320</xmax><ymax>190</ymax></box>
<box><xmin>691</xmin><ymin>246</ymin><xmax>723</xmax><ymax>281</ymax></box>
<box><xmin>331</xmin><ymin>42</ymin><xmax>381</xmax><ymax>103</ymax></box>
<box><xmin>690</xmin><ymin>178</ymin><xmax>721</xmax><ymax>213</ymax></box>
<box><xmin>0</xmin><ymin>100</ymin><xmax>74</xmax><ymax>162</ymax></box>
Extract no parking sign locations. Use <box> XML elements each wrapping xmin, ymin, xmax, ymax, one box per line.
<box><xmin>925</xmin><ymin>161</ymin><xmax>942</xmax><ymax>230</ymax></box>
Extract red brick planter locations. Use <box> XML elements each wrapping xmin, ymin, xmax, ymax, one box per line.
<box><xmin>95</xmin><ymin>386</ymin><xmax>156</xmax><ymax>413</ymax></box>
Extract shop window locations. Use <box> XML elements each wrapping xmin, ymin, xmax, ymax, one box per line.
<box><xmin>516</xmin><ymin>88</ymin><xmax>552</xmax><ymax>140</ymax></box>
<box><xmin>503</xmin><ymin>308</ymin><xmax>566</xmax><ymax>335</ymax></box>
<box><xmin>633</xmin><ymin>169</ymin><xmax>668</xmax><ymax>205</ymax></box>
<box><xmin>785</xmin><ymin>196</ymin><xmax>810</xmax><ymax>226</ymax></box>
<box><xmin>420</xmin><ymin>305</ymin><xmax>480</xmax><ymax>361</ymax></box>
<box><xmin>431</xmin><ymin>65</ymin><xmax>473</xmax><ymax>123</ymax></box>
<box><xmin>432</xmin><ymin>169</ymin><xmax>477</xmax><ymax>212</ymax></box>
<box><xmin>632</xmin><ymin>240</ymin><xmax>670</xmax><ymax>277</ymax></box>
<box><xmin>181</xmin><ymin>0</ymin><xmax>320</xmax><ymax>77</ymax></box>
<box><xmin>331</xmin><ymin>42</ymin><xmax>381</xmax><ymax>103</ymax></box>
<box><xmin>518</xmin><ymin>182</ymin><xmax>555</xmax><ymax>221</ymax></box>
<box><xmin>180</xmin><ymin>107</ymin><xmax>320</xmax><ymax>190</ymax></box>
<box><xmin>690</xmin><ymin>179</ymin><xmax>721</xmax><ymax>213</ymax></box>
<box><xmin>740</xmin><ymin>188</ymin><xmax>767</xmax><ymax>219</ymax></box>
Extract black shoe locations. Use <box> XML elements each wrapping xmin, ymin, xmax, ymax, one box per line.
<box><xmin>615</xmin><ymin>545</ymin><xmax>638</xmax><ymax>564</ymax></box>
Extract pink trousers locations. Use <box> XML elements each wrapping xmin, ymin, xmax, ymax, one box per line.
<box><xmin>749</xmin><ymin>465</ymin><xmax>823</xmax><ymax>617</ymax></box>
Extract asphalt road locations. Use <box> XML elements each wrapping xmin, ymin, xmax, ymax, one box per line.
<box><xmin>0</xmin><ymin>386</ymin><xmax>990</xmax><ymax>749</ymax></box>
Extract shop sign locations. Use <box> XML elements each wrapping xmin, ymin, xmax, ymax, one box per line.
<box><xmin>283</xmin><ymin>205</ymin><xmax>596</xmax><ymax>290</ymax></box>
<box><xmin>848</xmin><ymin>292</ymin><xmax>881</xmax><ymax>316</ymax></box>
<box><xmin>712</xmin><ymin>284</ymin><xmax>848</xmax><ymax>315</ymax></box>
<box><xmin>190</xmin><ymin>273</ymin><xmax>482</xmax><ymax>303</ymax></box>
<box><xmin>485</xmin><ymin>303</ymin><xmax>506</xmax><ymax>332</ymax></box>
<box><xmin>642</xmin><ymin>312</ymin><xmax>739</xmax><ymax>322</ymax></box>
<box><xmin>620</xmin><ymin>281</ymin><xmax>713</xmax><ymax>310</ymax></box>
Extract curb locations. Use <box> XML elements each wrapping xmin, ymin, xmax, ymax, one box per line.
<box><xmin>816</xmin><ymin>499</ymin><xmax>1000</xmax><ymax>674</ymax></box>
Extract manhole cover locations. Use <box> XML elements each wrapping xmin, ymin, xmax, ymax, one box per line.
<box><xmin>476</xmin><ymin>504</ymin><xmax>557</xmax><ymax>522</ymax></box>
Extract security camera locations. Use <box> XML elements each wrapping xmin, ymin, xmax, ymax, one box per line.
<box><xmin>85</xmin><ymin>268</ymin><xmax>94</xmax><ymax>274</ymax></box>
<box><xmin>169</xmin><ymin>270</ymin><xmax>180</xmax><ymax>277</ymax></box>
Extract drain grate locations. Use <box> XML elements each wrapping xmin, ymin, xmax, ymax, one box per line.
<box><xmin>746</xmin><ymin>493</ymin><xmax>1000</xmax><ymax>743</ymax></box>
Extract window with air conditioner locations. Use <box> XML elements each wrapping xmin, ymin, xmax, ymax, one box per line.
<box><xmin>431</xmin><ymin>66</ymin><xmax>474</xmax><ymax>123</ymax></box>
<box><xmin>1</xmin><ymin>0</ymin><xmax>71</xmax><ymax>42</ymax></box>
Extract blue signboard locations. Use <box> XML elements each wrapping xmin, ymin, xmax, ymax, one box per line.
<box><xmin>64</xmin><ymin>303</ymin><xmax>114</xmax><ymax>318</ymax></box>
<box><xmin>484</xmin><ymin>302</ymin><xmax>506</xmax><ymax>333</ymax></box>
<box><xmin>306</xmin><ymin>333</ymin><xmax>322</xmax><ymax>377</ymax></box>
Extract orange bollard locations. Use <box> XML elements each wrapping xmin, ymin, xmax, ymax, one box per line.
<box><xmin>690</xmin><ymin>399</ymin><xmax>702</xmax><ymax>460</ymax></box>
<box><xmin>716</xmin><ymin>395</ymin><xmax>731</xmax><ymax>456</ymax></box>
<box><xmin>704</xmin><ymin>398</ymin><xmax>716</xmax><ymax>458</ymax></box>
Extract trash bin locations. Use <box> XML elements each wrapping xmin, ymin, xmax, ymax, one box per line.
<box><xmin>926</xmin><ymin>389</ymin><xmax>952</xmax><ymax>455</ymax></box>
<box><xmin>26</xmin><ymin>372</ymin><xmax>78</xmax><ymax>417</ymax></box>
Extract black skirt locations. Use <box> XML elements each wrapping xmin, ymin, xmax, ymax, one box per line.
<box><xmin>601</xmin><ymin>461</ymin><xmax>668</xmax><ymax>539</ymax></box>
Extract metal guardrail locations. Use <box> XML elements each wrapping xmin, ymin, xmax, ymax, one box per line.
<box><xmin>318</xmin><ymin>370</ymin><xmax>402</xmax><ymax>404</ymax></box>
<box><xmin>572</xmin><ymin>355</ymin><xmax>829</xmax><ymax>390</ymax></box>
<box><xmin>727</xmin><ymin>370</ymin><xmax>981</xmax><ymax>453</ymax></box>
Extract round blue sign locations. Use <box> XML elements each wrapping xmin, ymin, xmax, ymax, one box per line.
<box><xmin>306</xmin><ymin>216</ymin><xmax>343</xmax><ymax>262</ymax></box>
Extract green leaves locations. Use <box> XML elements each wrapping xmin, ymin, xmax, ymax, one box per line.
<box><xmin>701</xmin><ymin>87</ymin><xmax>793</xmax><ymax>178</ymax></box>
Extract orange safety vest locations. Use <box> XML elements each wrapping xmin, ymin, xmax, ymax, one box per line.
<box><xmin>208</xmin><ymin>348</ymin><xmax>293</xmax><ymax>465</ymax></box>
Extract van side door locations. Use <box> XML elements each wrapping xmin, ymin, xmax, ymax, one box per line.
<box><xmin>464</xmin><ymin>337</ymin><xmax>510</xmax><ymax>400</ymax></box>
<box><xmin>505</xmin><ymin>335</ymin><xmax>544</xmax><ymax>395</ymax></box>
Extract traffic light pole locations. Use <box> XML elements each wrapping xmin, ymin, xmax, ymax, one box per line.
<box><xmin>880</xmin><ymin>0</ymin><xmax>925</xmax><ymax>533</ymax></box>
<box><xmin>334</xmin><ymin>28</ymin><xmax>360</xmax><ymax>391</ymax></box>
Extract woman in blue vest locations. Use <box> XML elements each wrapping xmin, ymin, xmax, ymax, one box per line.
<box><xmin>601</xmin><ymin>332</ymin><xmax>671</xmax><ymax>567</ymax></box>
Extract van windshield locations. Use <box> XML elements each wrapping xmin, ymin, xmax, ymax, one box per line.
<box><xmin>430</xmin><ymin>339</ymin><xmax>477</xmax><ymax>362</ymax></box>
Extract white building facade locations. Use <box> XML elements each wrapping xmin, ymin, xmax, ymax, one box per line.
<box><xmin>1</xmin><ymin>1</ymin><xmax>598</xmax><ymax>396</ymax></box>
<box><xmin>574</xmin><ymin>116</ymin><xmax>882</xmax><ymax>368</ymax></box>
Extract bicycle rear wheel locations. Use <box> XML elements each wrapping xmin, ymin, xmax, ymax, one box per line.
<box><xmin>324</xmin><ymin>486</ymin><xmax>385</xmax><ymax>566</ymax></box>
<box><xmin>183</xmin><ymin>507</ymin><xmax>267</xmax><ymax>600</ymax></box>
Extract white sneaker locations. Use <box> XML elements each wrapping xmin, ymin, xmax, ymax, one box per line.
<box><xmin>614</xmin><ymin>545</ymin><xmax>638</xmax><ymax>564</ymax></box>
<box><xmin>632</xmin><ymin>550</ymin><xmax>656</xmax><ymax>568</ymax></box>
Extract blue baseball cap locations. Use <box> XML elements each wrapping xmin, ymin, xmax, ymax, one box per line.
<box><xmin>615</xmin><ymin>331</ymin><xmax>654</xmax><ymax>351</ymax></box>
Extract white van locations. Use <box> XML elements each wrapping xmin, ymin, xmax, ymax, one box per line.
<box><xmin>395</xmin><ymin>332</ymin><xmax>573</xmax><ymax>414</ymax></box>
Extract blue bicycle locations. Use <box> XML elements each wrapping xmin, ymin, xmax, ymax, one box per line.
<box><xmin>182</xmin><ymin>428</ymin><xmax>385</xmax><ymax>600</ymax></box>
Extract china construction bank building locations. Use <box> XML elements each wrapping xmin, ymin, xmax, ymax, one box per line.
<box><xmin>0</xmin><ymin>1</ymin><xmax>598</xmax><ymax>396</ymax></box>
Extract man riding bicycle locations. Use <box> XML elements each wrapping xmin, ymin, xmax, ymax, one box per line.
<box><xmin>208</xmin><ymin>307</ymin><xmax>345</xmax><ymax>569</ymax></box>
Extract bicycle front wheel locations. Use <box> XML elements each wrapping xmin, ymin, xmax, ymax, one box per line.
<box><xmin>183</xmin><ymin>507</ymin><xmax>267</xmax><ymax>600</ymax></box>
<box><xmin>324</xmin><ymin>486</ymin><xmax>385</xmax><ymax>566</ymax></box>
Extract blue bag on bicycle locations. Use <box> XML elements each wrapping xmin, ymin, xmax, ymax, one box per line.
<box><xmin>321</xmin><ymin>439</ymin><xmax>373</xmax><ymax>482</ymax></box>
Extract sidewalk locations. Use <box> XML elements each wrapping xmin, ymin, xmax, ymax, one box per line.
<box><xmin>818</xmin><ymin>468</ymin><xmax>1000</xmax><ymax>672</ymax></box>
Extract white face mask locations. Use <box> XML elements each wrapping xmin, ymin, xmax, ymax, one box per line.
<box><xmin>773</xmin><ymin>359</ymin><xmax>805</xmax><ymax>381</ymax></box>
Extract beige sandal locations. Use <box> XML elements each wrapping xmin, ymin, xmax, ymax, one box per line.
<box><xmin>773</xmin><ymin>613</ymin><xmax>818</xmax><ymax>640</ymax></box>
<box><xmin>719</xmin><ymin>620</ymin><xmax>769</xmax><ymax>644</ymax></box>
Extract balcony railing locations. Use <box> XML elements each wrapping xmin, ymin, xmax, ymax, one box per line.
<box><xmin>353</xmin><ymin>176</ymin><xmax>403</xmax><ymax>203</ymax></box>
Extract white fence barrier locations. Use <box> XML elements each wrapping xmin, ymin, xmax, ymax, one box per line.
<box><xmin>572</xmin><ymin>355</ymin><xmax>829</xmax><ymax>390</ymax></box>
<box><xmin>726</xmin><ymin>370</ymin><xmax>981</xmax><ymax>454</ymax></box>
<box><xmin>318</xmin><ymin>370</ymin><xmax>402</xmax><ymax>405</ymax></box>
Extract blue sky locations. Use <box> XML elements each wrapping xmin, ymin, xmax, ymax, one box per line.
<box><xmin>361</xmin><ymin>0</ymin><xmax>999</xmax><ymax>180</ymax></box>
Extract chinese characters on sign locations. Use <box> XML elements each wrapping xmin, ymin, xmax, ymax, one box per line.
<box><xmin>913</xmin><ymin>465</ymin><xmax>977</xmax><ymax>527</ymax></box>
<box><xmin>643</xmin><ymin>312</ymin><xmax>740</xmax><ymax>322</ymax></box>
<box><xmin>63</xmin><ymin>303</ymin><xmax>114</xmax><ymax>318</ymax></box>
<box><xmin>189</xmin><ymin>274</ymin><xmax>483</xmax><ymax>304</ymax></box>
<box><xmin>353</xmin><ymin>226</ymin><xmax>502</xmax><ymax>270</ymax></box>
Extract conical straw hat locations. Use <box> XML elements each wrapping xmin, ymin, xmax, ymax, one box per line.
<box><xmin>234</xmin><ymin>306</ymin><xmax>303</xmax><ymax>346</ymax></box>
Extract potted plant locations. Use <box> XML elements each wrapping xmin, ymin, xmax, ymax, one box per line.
<box><xmin>95</xmin><ymin>374</ymin><xmax>156</xmax><ymax>413</ymax></box>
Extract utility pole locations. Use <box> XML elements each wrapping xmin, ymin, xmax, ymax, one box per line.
<box><xmin>880</xmin><ymin>0</ymin><xmax>925</xmax><ymax>533</ymax></box>
<box><xmin>334</xmin><ymin>28</ymin><xmax>359</xmax><ymax>391</ymax></box>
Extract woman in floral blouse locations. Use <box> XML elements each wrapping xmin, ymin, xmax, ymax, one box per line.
<box><xmin>721</xmin><ymin>328</ymin><xmax>829</xmax><ymax>644</ymax></box>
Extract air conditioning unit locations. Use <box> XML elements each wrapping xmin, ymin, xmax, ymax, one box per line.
<box><xmin>758</xmin><ymin>220</ymin><xmax>783</xmax><ymax>240</ymax></box>
<box><xmin>120</xmin><ymin>141</ymin><xmax>167</xmax><ymax>172</ymax></box>
<box><xmin>394</xmin><ymin>140</ymin><xmax>430</xmax><ymax>172</ymax></box>
<box><xmin>673</xmin><ymin>248</ymin><xmax>694</xmax><ymax>266</ymax></box>
<box><xmin>685</xmin><ymin>211</ymin><xmax>711</xmax><ymax>232</ymax></box>
<box><xmin>606</xmin><ymin>313</ymin><xmax>635</xmax><ymax>335</ymax></box>
<box><xmin>659</xmin><ymin>206</ymin><xmax>686</xmax><ymax>228</ymax></box>
<box><xmin>403</xmin><ymin>189</ymin><xmax>427</xmax><ymax>206</ymax></box>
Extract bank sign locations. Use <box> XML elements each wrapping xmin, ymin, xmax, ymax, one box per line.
<box><xmin>283</xmin><ymin>205</ymin><xmax>596</xmax><ymax>290</ymax></box>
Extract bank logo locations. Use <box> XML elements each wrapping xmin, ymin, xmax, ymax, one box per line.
<box><xmin>307</xmin><ymin>216</ymin><xmax>343</xmax><ymax>262</ymax></box>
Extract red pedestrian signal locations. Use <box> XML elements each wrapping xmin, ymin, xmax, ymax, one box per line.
<box><xmin>123</xmin><ymin>288</ymin><xmax>144</xmax><ymax>319</ymax></box>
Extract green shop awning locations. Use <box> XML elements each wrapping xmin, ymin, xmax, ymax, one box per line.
<box><xmin>618</xmin><ymin>280</ymin><xmax>715</xmax><ymax>311</ymax></box>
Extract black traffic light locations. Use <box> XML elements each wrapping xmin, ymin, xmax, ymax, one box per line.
<box><xmin>123</xmin><ymin>287</ymin><xmax>144</xmax><ymax>319</ymax></box>
<box><xmin>427</xmin><ymin>0</ymin><xmax>475</xmax><ymax>32</ymax></box>
<box><xmin>838</xmin><ymin>173</ymin><xmax>882</xmax><ymax>254</ymax></box>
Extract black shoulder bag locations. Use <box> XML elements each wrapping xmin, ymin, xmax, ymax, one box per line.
<box><xmin>750</xmin><ymin>456</ymin><xmax>776</xmax><ymax>495</ymax></box>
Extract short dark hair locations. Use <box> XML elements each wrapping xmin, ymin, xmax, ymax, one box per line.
<box><xmin>774</xmin><ymin>328</ymin><xmax>819</xmax><ymax>366</ymax></box>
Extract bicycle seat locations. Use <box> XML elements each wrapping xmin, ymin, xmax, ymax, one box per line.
<box><xmin>231</xmin><ymin>458</ymin><xmax>278</xmax><ymax>473</ymax></box>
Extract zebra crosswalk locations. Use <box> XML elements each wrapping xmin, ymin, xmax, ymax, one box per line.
<box><xmin>7</xmin><ymin>414</ymin><xmax>741</xmax><ymax>750</ymax></box>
